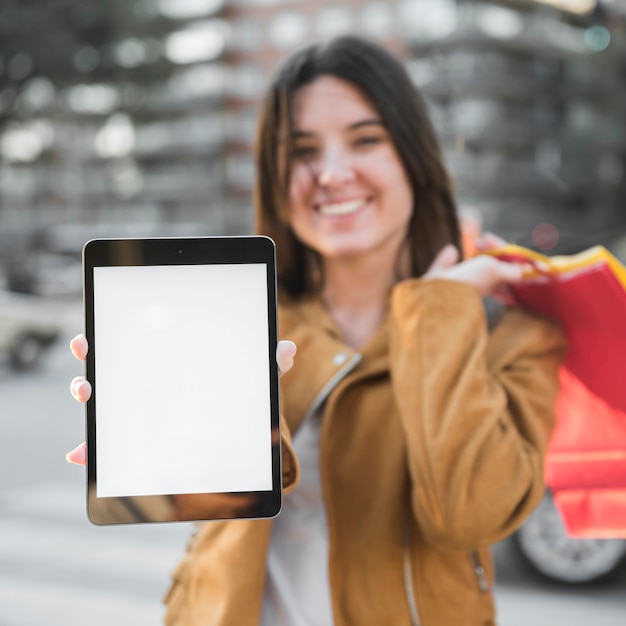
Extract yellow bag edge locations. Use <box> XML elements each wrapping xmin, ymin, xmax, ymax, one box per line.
<box><xmin>483</xmin><ymin>244</ymin><xmax>626</xmax><ymax>288</ymax></box>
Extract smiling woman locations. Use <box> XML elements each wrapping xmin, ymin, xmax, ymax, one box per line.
<box><xmin>165</xmin><ymin>36</ymin><xmax>565</xmax><ymax>626</ymax></box>
<box><xmin>67</xmin><ymin>35</ymin><xmax>567</xmax><ymax>626</ymax></box>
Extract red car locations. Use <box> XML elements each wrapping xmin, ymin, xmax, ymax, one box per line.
<box><xmin>515</xmin><ymin>492</ymin><xmax>626</xmax><ymax>583</ymax></box>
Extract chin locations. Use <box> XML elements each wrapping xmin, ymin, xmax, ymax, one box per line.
<box><xmin>321</xmin><ymin>243</ymin><xmax>373</xmax><ymax>259</ymax></box>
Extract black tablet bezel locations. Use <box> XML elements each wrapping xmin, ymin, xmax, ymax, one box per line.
<box><xmin>82</xmin><ymin>236</ymin><xmax>282</xmax><ymax>525</ymax></box>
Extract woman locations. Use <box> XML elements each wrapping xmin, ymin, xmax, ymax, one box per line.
<box><xmin>69</xmin><ymin>36</ymin><xmax>566</xmax><ymax>625</ymax></box>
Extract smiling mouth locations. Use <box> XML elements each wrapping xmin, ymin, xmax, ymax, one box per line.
<box><xmin>318</xmin><ymin>198</ymin><xmax>367</xmax><ymax>216</ymax></box>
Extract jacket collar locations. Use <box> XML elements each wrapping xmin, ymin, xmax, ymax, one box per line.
<box><xmin>278</xmin><ymin>295</ymin><xmax>390</xmax><ymax>433</ymax></box>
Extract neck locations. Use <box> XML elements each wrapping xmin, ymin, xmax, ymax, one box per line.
<box><xmin>321</xmin><ymin>242</ymin><xmax>410</xmax><ymax>349</ymax></box>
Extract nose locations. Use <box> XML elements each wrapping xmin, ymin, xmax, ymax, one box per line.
<box><xmin>316</xmin><ymin>146</ymin><xmax>355</xmax><ymax>187</ymax></box>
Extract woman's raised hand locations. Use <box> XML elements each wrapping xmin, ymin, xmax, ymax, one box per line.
<box><xmin>424</xmin><ymin>242</ymin><xmax>527</xmax><ymax>297</ymax></box>
<box><xmin>66</xmin><ymin>334</ymin><xmax>298</xmax><ymax>466</ymax></box>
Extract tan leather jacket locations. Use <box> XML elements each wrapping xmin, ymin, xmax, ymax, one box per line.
<box><xmin>164</xmin><ymin>279</ymin><xmax>566</xmax><ymax>626</ymax></box>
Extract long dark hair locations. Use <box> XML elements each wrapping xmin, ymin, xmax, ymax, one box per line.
<box><xmin>254</xmin><ymin>35</ymin><xmax>461</xmax><ymax>300</ymax></box>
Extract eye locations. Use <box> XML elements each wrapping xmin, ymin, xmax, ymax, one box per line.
<box><xmin>292</xmin><ymin>145</ymin><xmax>317</xmax><ymax>160</ymax></box>
<box><xmin>353</xmin><ymin>135</ymin><xmax>383</xmax><ymax>148</ymax></box>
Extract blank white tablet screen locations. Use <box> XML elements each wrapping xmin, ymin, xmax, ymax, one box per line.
<box><xmin>93</xmin><ymin>263</ymin><xmax>272</xmax><ymax>498</ymax></box>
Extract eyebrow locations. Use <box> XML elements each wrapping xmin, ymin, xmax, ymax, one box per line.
<box><xmin>292</xmin><ymin>119</ymin><xmax>384</xmax><ymax>139</ymax></box>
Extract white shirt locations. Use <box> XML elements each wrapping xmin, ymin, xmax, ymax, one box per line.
<box><xmin>260</xmin><ymin>410</ymin><xmax>333</xmax><ymax>626</ymax></box>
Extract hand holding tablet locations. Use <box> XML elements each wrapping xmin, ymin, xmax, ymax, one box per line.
<box><xmin>71</xmin><ymin>236</ymin><xmax>291</xmax><ymax>525</ymax></box>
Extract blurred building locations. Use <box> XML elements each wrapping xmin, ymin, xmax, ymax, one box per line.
<box><xmin>0</xmin><ymin>0</ymin><xmax>230</xmax><ymax>262</ymax></box>
<box><xmin>0</xmin><ymin>0</ymin><xmax>625</xmax><ymax>286</ymax></box>
<box><xmin>407</xmin><ymin>0</ymin><xmax>626</xmax><ymax>252</ymax></box>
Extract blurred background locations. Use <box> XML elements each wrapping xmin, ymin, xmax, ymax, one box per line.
<box><xmin>1</xmin><ymin>0</ymin><xmax>626</xmax><ymax>294</ymax></box>
<box><xmin>1</xmin><ymin>0</ymin><xmax>626</xmax><ymax>625</ymax></box>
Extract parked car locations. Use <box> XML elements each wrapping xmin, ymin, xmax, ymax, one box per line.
<box><xmin>6</xmin><ymin>252</ymin><xmax>82</xmax><ymax>297</ymax></box>
<box><xmin>0</xmin><ymin>290</ymin><xmax>62</xmax><ymax>370</ymax></box>
<box><xmin>514</xmin><ymin>492</ymin><xmax>626</xmax><ymax>583</ymax></box>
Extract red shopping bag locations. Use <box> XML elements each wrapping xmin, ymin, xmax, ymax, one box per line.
<box><xmin>490</xmin><ymin>245</ymin><xmax>626</xmax><ymax>538</ymax></box>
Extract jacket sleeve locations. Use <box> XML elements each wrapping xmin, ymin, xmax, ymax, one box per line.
<box><xmin>280</xmin><ymin>416</ymin><xmax>300</xmax><ymax>494</ymax></box>
<box><xmin>389</xmin><ymin>278</ymin><xmax>566</xmax><ymax>550</ymax></box>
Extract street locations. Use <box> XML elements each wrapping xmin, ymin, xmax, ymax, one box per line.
<box><xmin>1</xmin><ymin>298</ymin><xmax>625</xmax><ymax>626</ymax></box>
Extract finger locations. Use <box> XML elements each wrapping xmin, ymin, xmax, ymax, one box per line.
<box><xmin>276</xmin><ymin>340</ymin><xmax>297</xmax><ymax>377</ymax></box>
<box><xmin>66</xmin><ymin>442</ymin><xmax>86</xmax><ymax>466</ymax></box>
<box><xmin>496</xmin><ymin>260</ymin><xmax>525</xmax><ymax>284</ymax></box>
<box><xmin>425</xmin><ymin>244</ymin><xmax>459</xmax><ymax>275</ymax></box>
<box><xmin>70</xmin><ymin>334</ymin><xmax>88</xmax><ymax>361</ymax></box>
<box><xmin>519</xmin><ymin>262</ymin><xmax>537</xmax><ymax>277</ymax></box>
<box><xmin>70</xmin><ymin>376</ymin><xmax>92</xmax><ymax>403</ymax></box>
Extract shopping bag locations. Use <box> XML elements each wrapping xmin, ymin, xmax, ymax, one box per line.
<box><xmin>489</xmin><ymin>244</ymin><xmax>626</xmax><ymax>539</ymax></box>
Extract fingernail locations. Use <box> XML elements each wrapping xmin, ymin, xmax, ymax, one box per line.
<box><xmin>72</xmin><ymin>380</ymin><xmax>87</xmax><ymax>397</ymax></box>
<box><xmin>66</xmin><ymin>444</ymin><xmax>86</xmax><ymax>465</ymax></box>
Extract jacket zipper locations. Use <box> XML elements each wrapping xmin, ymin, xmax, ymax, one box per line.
<box><xmin>402</xmin><ymin>547</ymin><xmax>489</xmax><ymax>626</ymax></box>
<box><xmin>311</xmin><ymin>354</ymin><xmax>423</xmax><ymax>623</ymax></box>
<box><xmin>313</xmin><ymin>352</ymin><xmax>362</xmax><ymax>626</ymax></box>
<box><xmin>301</xmin><ymin>353</ymin><xmax>362</xmax><ymax>423</ymax></box>
<box><xmin>469</xmin><ymin>549</ymin><xmax>489</xmax><ymax>592</ymax></box>
<box><xmin>402</xmin><ymin>522</ymin><xmax>420</xmax><ymax>626</ymax></box>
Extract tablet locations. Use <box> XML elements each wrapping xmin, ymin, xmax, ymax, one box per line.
<box><xmin>82</xmin><ymin>236</ymin><xmax>282</xmax><ymax>525</ymax></box>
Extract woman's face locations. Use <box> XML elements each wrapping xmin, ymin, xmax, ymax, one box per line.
<box><xmin>287</xmin><ymin>76</ymin><xmax>414</xmax><ymax>263</ymax></box>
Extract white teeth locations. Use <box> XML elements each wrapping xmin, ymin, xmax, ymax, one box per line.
<box><xmin>319</xmin><ymin>199</ymin><xmax>365</xmax><ymax>216</ymax></box>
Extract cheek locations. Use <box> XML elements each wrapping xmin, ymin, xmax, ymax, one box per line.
<box><xmin>375</xmin><ymin>160</ymin><xmax>413</xmax><ymax>215</ymax></box>
<box><xmin>398</xmin><ymin>175</ymin><xmax>414</xmax><ymax>215</ymax></box>
<box><xmin>289</xmin><ymin>165</ymin><xmax>313</xmax><ymax>209</ymax></box>
<box><xmin>286</xmin><ymin>170</ymin><xmax>315</xmax><ymax>241</ymax></box>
